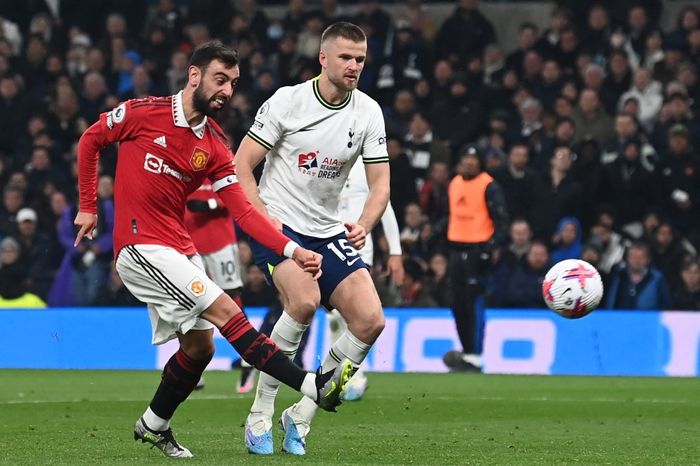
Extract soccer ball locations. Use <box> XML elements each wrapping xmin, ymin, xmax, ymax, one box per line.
<box><xmin>542</xmin><ymin>259</ymin><xmax>603</xmax><ymax>319</ymax></box>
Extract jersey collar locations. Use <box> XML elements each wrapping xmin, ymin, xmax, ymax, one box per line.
<box><xmin>172</xmin><ymin>90</ymin><xmax>207</xmax><ymax>139</ymax></box>
<box><xmin>312</xmin><ymin>77</ymin><xmax>352</xmax><ymax>110</ymax></box>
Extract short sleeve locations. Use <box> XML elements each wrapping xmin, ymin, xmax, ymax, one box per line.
<box><xmin>100</xmin><ymin>99</ymin><xmax>145</xmax><ymax>144</ymax></box>
<box><xmin>361</xmin><ymin>101</ymin><xmax>389</xmax><ymax>164</ymax></box>
<box><xmin>246</xmin><ymin>88</ymin><xmax>290</xmax><ymax>151</ymax></box>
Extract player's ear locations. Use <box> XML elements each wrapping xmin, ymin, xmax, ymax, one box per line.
<box><xmin>188</xmin><ymin>65</ymin><xmax>201</xmax><ymax>87</ymax></box>
<box><xmin>319</xmin><ymin>49</ymin><xmax>327</xmax><ymax>69</ymax></box>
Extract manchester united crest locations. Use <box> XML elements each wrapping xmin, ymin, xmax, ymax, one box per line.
<box><xmin>190</xmin><ymin>147</ymin><xmax>209</xmax><ymax>171</ymax></box>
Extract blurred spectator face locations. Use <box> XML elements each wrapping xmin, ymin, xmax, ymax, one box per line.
<box><xmin>30</xmin><ymin>147</ymin><xmax>50</xmax><ymax>171</ymax></box>
<box><xmin>579</xmin><ymin>89</ymin><xmax>599</xmax><ymax>113</ymax></box>
<box><xmin>0</xmin><ymin>76</ymin><xmax>17</xmax><ymax>99</ymax></box>
<box><xmin>246</xmin><ymin>265</ymin><xmax>266</xmax><ymax>288</ymax></box>
<box><xmin>518</xmin><ymin>25</ymin><xmax>537</xmax><ymax>49</ymax></box>
<box><xmin>681</xmin><ymin>7</ymin><xmax>700</xmax><ymax>30</ymax></box>
<box><xmin>26</xmin><ymin>36</ymin><xmax>47</xmax><ymax>64</ymax></box>
<box><xmin>17</xmin><ymin>215</ymin><xmax>37</xmax><ymax>238</ymax></box>
<box><xmin>394</xmin><ymin>91</ymin><xmax>415</xmax><ymax>115</ymax></box>
<box><xmin>459</xmin><ymin>0</ymin><xmax>477</xmax><ymax>11</ymax></box>
<box><xmin>106</xmin><ymin>14</ymin><xmax>127</xmax><ymax>37</ymax></box>
<box><xmin>681</xmin><ymin>261</ymin><xmax>700</xmax><ymax>291</ymax></box>
<box><xmin>689</xmin><ymin>30</ymin><xmax>700</xmax><ymax>50</ymax></box>
<box><xmin>668</xmin><ymin>96</ymin><xmax>689</xmax><ymax>119</ymax></box>
<box><xmin>429</xmin><ymin>253</ymin><xmax>448</xmax><ymax>279</ymax></box>
<box><xmin>484</xmin><ymin>44</ymin><xmax>503</xmax><ymax>66</ymax></box>
<box><xmin>626</xmin><ymin>246</ymin><xmax>650</xmax><ymax>273</ymax></box>
<box><xmin>8</xmin><ymin>172</ymin><xmax>28</xmax><ymax>191</ymax></box>
<box><xmin>508</xmin><ymin>145</ymin><xmax>529</xmax><ymax>170</ymax></box>
<box><xmin>550</xmin><ymin>8</ymin><xmax>570</xmax><ymax>32</ymax></box>
<box><xmin>50</xmin><ymin>191</ymin><xmax>67</xmax><ymax>216</ymax></box>
<box><xmin>46</xmin><ymin>54</ymin><xmax>63</xmax><ymax>75</ymax></box>
<box><xmin>527</xmin><ymin>243</ymin><xmax>549</xmax><ymax>270</ymax></box>
<box><xmin>609</xmin><ymin>52</ymin><xmax>629</xmax><ymax>78</ymax></box>
<box><xmin>591</xmin><ymin>224</ymin><xmax>612</xmax><ymax>244</ymax></box>
<box><xmin>408</xmin><ymin>113</ymin><xmax>429</xmax><ymax>139</ymax></box>
<box><xmin>554</xmin><ymin>97</ymin><xmax>573</xmax><ymax>118</ymax></box>
<box><xmin>404</xmin><ymin>203</ymin><xmax>424</xmax><ymax>228</ymax></box>
<box><xmin>588</xmin><ymin>6</ymin><xmax>609</xmax><ymax>30</ymax></box>
<box><xmin>552</xmin><ymin>146</ymin><xmax>574</xmax><ymax>172</ymax></box>
<box><xmin>27</xmin><ymin>116</ymin><xmax>47</xmax><ymax>136</ymax></box>
<box><xmin>188</xmin><ymin>24</ymin><xmax>211</xmax><ymax>47</ymax></box>
<box><xmin>54</xmin><ymin>85</ymin><xmax>79</xmax><ymax>117</ymax></box>
<box><xmin>288</xmin><ymin>0</ymin><xmax>304</xmax><ymax>14</ymax></box>
<box><xmin>433</xmin><ymin>60</ymin><xmax>453</xmax><ymax>84</ymax></box>
<box><xmin>542</xmin><ymin>60</ymin><xmax>561</xmax><ymax>83</ymax></box>
<box><xmin>83</xmin><ymin>72</ymin><xmax>106</xmax><ymax>100</ymax></box>
<box><xmin>614</xmin><ymin>114</ymin><xmax>637</xmax><ymax>139</ymax></box>
<box><xmin>559</xmin><ymin>28</ymin><xmax>578</xmax><ymax>52</ymax></box>
<box><xmin>238</xmin><ymin>240</ymin><xmax>252</xmax><ymax>266</ymax></box>
<box><xmin>170</xmin><ymin>51</ymin><xmax>188</xmax><ymax>71</ymax></box>
<box><xmin>522</xmin><ymin>51</ymin><xmax>543</xmax><ymax>77</ymax></box>
<box><xmin>667</xmin><ymin>130</ymin><xmax>689</xmax><ymax>157</ymax></box>
<box><xmin>132</xmin><ymin>65</ymin><xmax>151</xmax><ymax>90</ymax></box>
<box><xmin>450</xmin><ymin>81</ymin><xmax>467</xmax><ymax>97</ymax></box>
<box><xmin>86</xmin><ymin>48</ymin><xmax>105</xmax><ymax>72</ymax></box>
<box><xmin>643</xmin><ymin>211</ymin><xmax>660</xmax><ymax>235</ymax></box>
<box><xmin>3</xmin><ymin>188</ymin><xmax>23</xmax><ymax>213</ymax></box>
<box><xmin>555</xmin><ymin>119</ymin><xmax>575</xmax><ymax>142</ymax></box>
<box><xmin>581</xmin><ymin>246</ymin><xmax>601</xmax><ymax>267</ymax></box>
<box><xmin>655</xmin><ymin>223</ymin><xmax>673</xmax><ymax>249</ymax></box>
<box><xmin>98</xmin><ymin>175</ymin><xmax>114</xmax><ymax>199</ymax></box>
<box><xmin>519</xmin><ymin>98</ymin><xmax>541</xmax><ymax>125</ymax></box>
<box><xmin>622</xmin><ymin>98</ymin><xmax>639</xmax><ymax>116</ymax></box>
<box><xmin>256</xmin><ymin>71</ymin><xmax>276</xmax><ymax>92</ymax></box>
<box><xmin>457</xmin><ymin>153</ymin><xmax>481</xmax><ymax>179</ymax></box>
<box><xmin>510</xmin><ymin>220</ymin><xmax>532</xmax><ymax>248</ymax></box>
<box><xmin>560</xmin><ymin>221</ymin><xmax>578</xmax><ymax>245</ymax></box>
<box><xmin>428</xmin><ymin>162</ymin><xmax>450</xmax><ymax>185</ymax></box>
<box><xmin>561</xmin><ymin>81</ymin><xmax>578</xmax><ymax>101</ymax></box>
<box><xmin>633</xmin><ymin>68</ymin><xmax>651</xmax><ymax>90</ymax></box>
<box><xmin>583</xmin><ymin>65</ymin><xmax>604</xmax><ymax>90</ymax></box>
<box><xmin>628</xmin><ymin>7</ymin><xmax>648</xmax><ymax>32</ymax></box>
<box><xmin>645</xmin><ymin>30</ymin><xmax>662</xmax><ymax>51</ymax></box>
<box><xmin>414</xmin><ymin>79</ymin><xmax>430</xmax><ymax>98</ymax></box>
<box><xmin>0</xmin><ymin>238</ymin><xmax>20</xmax><ymax>265</ymax></box>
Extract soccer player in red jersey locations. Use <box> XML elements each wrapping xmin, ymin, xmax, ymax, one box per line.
<box><xmin>73</xmin><ymin>41</ymin><xmax>352</xmax><ymax>458</ymax></box>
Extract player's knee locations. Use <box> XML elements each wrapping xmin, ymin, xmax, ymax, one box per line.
<box><xmin>352</xmin><ymin>309</ymin><xmax>385</xmax><ymax>342</ymax></box>
<box><xmin>289</xmin><ymin>294</ymin><xmax>320</xmax><ymax>319</ymax></box>
<box><xmin>182</xmin><ymin>340</ymin><xmax>215</xmax><ymax>362</ymax></box>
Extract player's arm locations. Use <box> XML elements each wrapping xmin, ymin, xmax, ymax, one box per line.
<box><xmin>234</xmin><ymin>135</ymin><xmax>280</xmax><ymax>225</ymax></box>
<box><xmin>346</xmin><ymin>162</ymin><xmax>390</xmax><ymax>250</ymax></box>
<box><xmin>214</xmin><ymin>178</ymin><xmax>321</xmax><ymax>278</ymax></box>
<box><xmin>74</xmin><ymin>102</ymin><xmax>138</xmax><ymax>246</ymax></box>
<box><xmin>380</xmin><ymin>201</ymin><xmax>404</xmax><ymax>286</ymax></box>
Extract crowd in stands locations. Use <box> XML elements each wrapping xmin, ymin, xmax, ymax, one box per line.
<box><xmin>0</xmin><ymin>0</ymin><xmax>698</xmax><ymax>311</ymax></box>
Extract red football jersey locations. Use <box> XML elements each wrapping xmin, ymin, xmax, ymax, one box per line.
<box><xmin>78</xmin><ymin>91</ymin><xmax>288</xmax><ymax>257</ymax></box>
<box><xmin>185</xmin><ymin>181</ymin><xmax>237</xmax><ymax>255</ymax></box>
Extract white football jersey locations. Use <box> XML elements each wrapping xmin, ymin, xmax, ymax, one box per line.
<box><xmin>247</xmin><ymin>78</ymin><xmax>388</xmax><ymax>238</ymax></box>
<box><xmin>338</xmin><ymin>158</ymin><xmax>402</xmax><ymax>265</ymax></box>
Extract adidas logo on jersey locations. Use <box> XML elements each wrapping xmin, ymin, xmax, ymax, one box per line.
<box><xmin>153</xmin><ymin>136</ymin><xmax>167</xmax><ymax>148</ymax></box>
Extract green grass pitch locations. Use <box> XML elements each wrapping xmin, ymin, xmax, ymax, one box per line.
<box><xmin>0</xmin><ymin>370</ymin><xmax>698</xmax><ymax>465</ymax></box>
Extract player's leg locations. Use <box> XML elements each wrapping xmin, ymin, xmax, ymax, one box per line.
<box><xmin>281</xmin><ymin>266</ymin><xmax>383</xmax><ymax>455</ymax></box>
<box><xmin>245</xmin><ymin>259</ymin><xmax>321</xmax><ymax>454</ymax></box>
<box><xmin>134</xmin><ymin>328</ymin><xmax>214</xmax><ymax>458</ymax></box>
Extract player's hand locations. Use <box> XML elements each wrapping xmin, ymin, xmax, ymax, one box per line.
<box><xmin>74</xmin><ymin>211</ymin><xmax>97</xmax><ymax>247</ymax></box>
<box><xmin>385</xmin><ymin>255</ymin><xmax>405</xmax><ymax>286</ymax></box>
<box><xmin>292</xmin><ymin>247</ymin><xmax>323</xmax><ymax>280</ymax></box>
<box><xmin>344</xmin><ymin>222</ymin><xmax>366</xmax><ymax>250</ymax></box>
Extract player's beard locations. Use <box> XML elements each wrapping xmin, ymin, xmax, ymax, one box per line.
<box><xmin>193</xmin><ymin>85</ymin><xmax>225</xmax><ymax>118</ymax></box>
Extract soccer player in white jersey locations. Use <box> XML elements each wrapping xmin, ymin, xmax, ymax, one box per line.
<box><xmin>332</xmin><ymin>157</ymin><xmax>404</xmax><ymax>401</ymax></box>
<box><xmin>235</xmin><ymin>22</ymin><xmax>390</xmax><ymax>455</ymax></box>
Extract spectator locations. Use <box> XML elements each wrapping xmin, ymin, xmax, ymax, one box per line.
<box><xmin>384</xmin><ymin>89</ymin><xmax>416</xmax><ymax>140</ymax></box>
<box><xmin>491</xmin><ymin>143</ymin><xmax>541</xmax><ymax>227</ymax></box>
<box><xmin>93</xmin><ymin>262</ymin><xmax>142</xmax><ymax>307</ymax></box>
<box><xmin>605</xmin><ymin>242</ymin><xmax>672</xmax><ymax>310</ymax></box>
<box><xmin>399</xmin><ymin>259</ymin><xmax>437</xmax><ymax>307</ymax></box>
<box><xmin>551</xmin><ymin>216</ymin><xmax>583</xmax><ymax>263</ymax></box>
<box><xmin>672</xmin><ymin>257</ymin><xmax>700</xmax><ymax>310</ymax></box>
<box><xmin>590</xmin><ymin>223</ymin><xmax>627</xmax><ymax>275</ymax></box>
<box><xmin>387</xmin><ymin>136</ymin><xmax>417</xmax><ymax>227</ymax></box>
<box><xmin>404</xmin><ymin>113</ymin><xmax>449</xmax><ymax>188</ymax></box>
<box><xmin>14</xmin><ymin>207</ymin><xmax>60</xmax><ymax>299</ymax></box>
<box><xmin>241</xmin><ymin>264</ymin><xmax>281</xmax><ymax>309</ymax></box>
<box><xmin>618</xmin><ymin>68</ymin><xmax>663</xmax><ymax>131</ymax></box>
<box><xmin>418</xmin><ymin>161</ymin><xmax>449</xmax><ymax>225</ymax></box>
<box><xmin>434</xmin><ymin>0</ymin><xmax>495</xmax><ymax>64</ymax></box>
<box><xmin>650</xmin><ymin>222</ymin><xmax>691</xmax><ymax>291</ymax></box>
<box><xmin>572</xmin><ymin>88</ymin><xmax>614</xmax><ymax>144</ymax></box>
<box><xmin>601</xmin><ymin>50</ymin><xmax>633</xmax><ymax>115</ymax></box>
<box><xmin>425</xmin><ymin>252</ymin><xmax>450</xmax><ymax>307</ymax></box>
<box><xmin>500</xmin><ymin>218</ymin><xmax>532</xmax><ymax>267</ymax></box>
<box><xmin>491</xmin><ymin>241</ymin><xmax>550</xmax><ymax>308</ymax></box>
<box><xmin>0</xmin><ymin>242</ymin><xmax>46</xmax><ymax>308</ymax></box>
<box><xmin>601</xmin><ymin>112</ymin><xmax>657</xmax><ymax>170</ymax></box>
<box><xmin>652</xmin><ymin>92</ymin><xmax>700</xmax><ymax>151</ymax></box>
<box><xmin>505</xmin><ymin>22</ymin><xmax>539</xmax><ymax>78</ymax></box>
<box><xmin>0</xmin><ymin>186</ymin><xmax>24</xmax><ymax>237</ymax></box>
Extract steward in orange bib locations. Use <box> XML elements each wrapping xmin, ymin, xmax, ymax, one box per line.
<box><xmin>444</xmin><ymin>147</ymin><xmax>508</xmax><ymax>372</ymax></box>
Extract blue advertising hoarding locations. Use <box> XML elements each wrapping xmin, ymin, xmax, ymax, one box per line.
<box><xmin>0</xmin><ymin>307</ymin><xmax>698</xmax><ymax>376</ymax></box>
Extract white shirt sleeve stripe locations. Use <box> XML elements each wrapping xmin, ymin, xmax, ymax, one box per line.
<box><xmin>211</xmin><ymin>174</ymin><xmax>238</xmax><ymax>192</ymax></box>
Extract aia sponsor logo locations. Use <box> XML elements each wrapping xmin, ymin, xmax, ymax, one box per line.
<box><xmin>298</xmin><ymin>152</ymin><xmax>318</xmax><ymax>170</ymax></box>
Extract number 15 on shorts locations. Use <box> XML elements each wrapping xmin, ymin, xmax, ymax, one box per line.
<box><xmin>327</xmin><ymin>239</ymin><xmax>362</xmax><ymax>267</ymax></box>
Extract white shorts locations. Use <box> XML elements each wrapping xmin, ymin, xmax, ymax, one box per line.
<box><xmin>116</xmin><ymin>244</ymin><xmax>221</xmax><ymax>345</ymax></box>
<box><xmin>201</xmin><ymin>243</ymin><xmax>243</xmax><ymax>290</ymax></box>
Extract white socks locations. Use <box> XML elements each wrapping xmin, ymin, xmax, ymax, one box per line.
<box><xmin>250</xmin><ymin>311</ymin><xmax>308</xmax><ymax>420</ymax></box>
<box><xmin>291</xmin><ymin>328</ymin><xmax>371</xmax><ymax>423</ymax></box>
<box><xmin>143</xmin><ymin>406</ymin><xmax>169</xmax><ymax>431</ymax></box>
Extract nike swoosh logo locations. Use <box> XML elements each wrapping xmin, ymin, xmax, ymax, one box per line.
<box><xmin>346</xmin><ymin>257</ymin><xmax>362</xmax><ymax>266</ymax></box>
<box><xmin>297</xmin><ymin>127</ymin><xmax>315</xmax><ymax>132</ymax></box>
